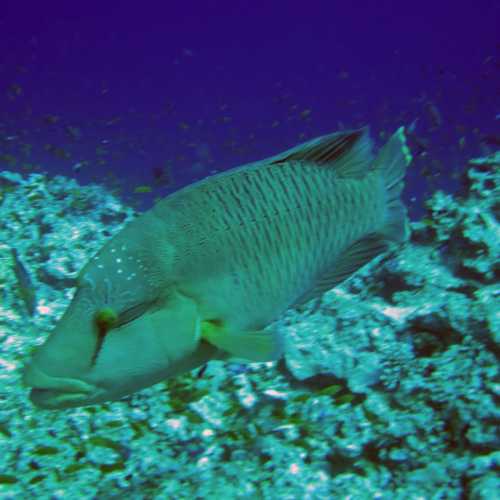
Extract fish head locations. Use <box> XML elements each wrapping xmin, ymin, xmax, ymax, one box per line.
<box><xmin>23</xmin><ymin>215</ymin><xmax>203</xmax><ymax>409</ymax></box>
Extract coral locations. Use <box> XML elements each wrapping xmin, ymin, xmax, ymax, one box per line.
<box><xmin>0</xmin><ymin>152</ymin><xmax>498</xmax><ymax>498</ymax></box>
<box><xmin>412</xmin><ymin>152</ymin><xmax>499</xmax><ymax>284</ymax></box>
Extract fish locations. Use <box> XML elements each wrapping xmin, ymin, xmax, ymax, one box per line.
<box><xmin>480</xmin><ymin>134</ymin><xmax>500</xmax><ymax>147</ymax></box>
<box><xmin>425</xmin><ymin>101</ymin><xmax>443</xmax><ymax>130</ymax></box>
<box><xmin>11</xmin><ymin>248</ymin><xmax>36</xmax><ymax>316</ymax></box>
<box><xmin>22</xmin><ymin>127</ymin><xmax>412</xmax><ymax>409</ymax></box>
<box><xmin>133</xmin><ymin>185</ymin><xmax>153</xmax><ymax>194</ymax></box>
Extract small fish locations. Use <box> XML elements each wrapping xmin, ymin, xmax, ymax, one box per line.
<box><xmin>134</xmin><ymin>185</ymin><xmax>153</xmax><ymax>194</ymax></box>
<box><xmin>11</xmin><ymin>248</ymin><xmax>36</xmax><ymax>316</ymax></box>
<box><xmin>65</xmin><ymin>126</ymin><xmax>82</xmax><ymax>141</ymax></box>
<box><xmin>407</xmin><ymin>118</ymin><xmax>419</xmax><ymax>134</ymax></box>
<box><xmin>480</xmin><ymin>134</ymin><xmax>500</xmax><ymax>147</ymax></box>
<box><xmin>72</xmin><ymin>161</ymin><xmax>89</xmax><ymax>172</ymax></box>
<box><xmin>0</xmin><ymin>154</ymin><xmax>17</xmax><ymax>167</ymax></box>
<box><xmin>44</xmin><ymin>144</ymin><xmax>71</xmax><ymax>160</ymax></box>
<box><xmin>7</xmin><ymin>83</ymin><xmax>23</xmax><ymax>99</ymax></box>
<box><xmin>408</xmin><ymin>134</ymin><xmax>429</xmax><ymax>158</ymax></box>
<box><xmin>152</xmin><ymin>165</ymin><xmax>172</xmax><ymax>187</ymax></box>
<box><xmin>425</xmin><ymin>101</ymin><xmax>443</xmax><ymax>130</ymax></box>
<box><xmin>23</xmin><ymin>127</ymin><xmax>412</xmax><ymax>409</ymax></box>
<box><xmin>42</xmin><ymin>114</ymin><xmax>60</xmax><ymax>125</ymax></box>
<box><xmin>105</xmin><ymin>116</ymin><xmax>122</xmax><ymax>126</ymax></box>
<box><xmin>300</xmin><ymin>109</ymin><xmax>312</xmax><ymax>119</ymax></box>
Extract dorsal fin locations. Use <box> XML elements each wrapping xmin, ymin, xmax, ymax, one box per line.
<box><xmin>270</xmin><ymin>127</ymin><xmax>374</xmax><ymax>179</ymax></box>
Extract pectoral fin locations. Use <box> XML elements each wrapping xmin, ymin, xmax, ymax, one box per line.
<box><xmin>200</xmin><ymin>320</ymin><xmax>282</xmax><ymax>362</ymax></box>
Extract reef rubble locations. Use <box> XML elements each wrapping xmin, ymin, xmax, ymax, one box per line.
<box><xmin>0</xmin><ymin>152</ymin><xmax>498</xmax><ymax>499</ymax></box>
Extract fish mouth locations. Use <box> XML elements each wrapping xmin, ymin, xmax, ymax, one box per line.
<box><xmin>29</xmin><ymin>387</ymin><xmax>93</xmax><ymax>408</ymax></box>
<box><xmin>23</xmin><ymin>363</ymin><xmax>99</xmax><ymax>409</ymax></box>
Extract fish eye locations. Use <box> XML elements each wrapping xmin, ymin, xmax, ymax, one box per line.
<box><xmin>94</xmin><ymin>307</ymin><xmax>118</xmax><ymax>333</ymax></box>
<box><xmin>94</xmin><ymin>302</ymin><xmax>154</xmax><ymax>339</ymax></box>
<box><xmin>92</xmin><ymin>307</ymin><xmax>118</xmax><ymax>365</ymax></box>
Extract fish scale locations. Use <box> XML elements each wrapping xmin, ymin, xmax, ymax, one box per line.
<box><xmin>153</xmin><ymin>137</ymin><xmax>386</xmax><ymax>331</ymax></box>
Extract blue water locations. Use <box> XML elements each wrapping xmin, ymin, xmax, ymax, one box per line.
<box><xmin>1</xmin><ymin>1</ymin><xmax>498</xmax><ymax>218</ymax></box>
<box><xmin>1</xmin><ymin>3</ymin><xmax>499</xmax><ymax>498</ymax></box>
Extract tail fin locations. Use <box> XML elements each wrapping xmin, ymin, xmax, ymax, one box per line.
<box><xmin>373</xmin><ymin>127</ymin><xmax>413</xmax><ymax>243</ymax></box>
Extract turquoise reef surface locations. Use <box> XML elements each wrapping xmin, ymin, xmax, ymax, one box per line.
<box><xmin>0</xmin><ymin>152</ymin><xmax>498</xmax><ymax>499</ymax></box>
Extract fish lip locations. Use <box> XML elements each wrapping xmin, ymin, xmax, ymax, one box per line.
<box><xmin>29</xmin><ymin>387</ymin><xmax>96</xmax><ymax>409</ymax></box>
<box><xmin>23</xmin><ymin>362</ymin><xmax>96</xmax><ymax>395</ymax></box>
<box><xmin>23</xmin><ymin>363</ymin><xmax>106</xmax><ymax>408</ymax></box>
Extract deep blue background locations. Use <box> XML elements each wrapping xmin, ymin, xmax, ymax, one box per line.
<box><xmin>1</xmin><ymin>1</ymin><xmax>498</xmax><ymax>217</ymax></box>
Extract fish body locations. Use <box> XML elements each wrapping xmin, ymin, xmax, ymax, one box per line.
<box><xmin>159</xmin><ymin>130</ymin><xmax>400</xmax><ymax>333</ymax></box>
<box><xmin>23</xmin><ymin>127</ymin><xmax>412</xmax><ymax>409</ymax></box>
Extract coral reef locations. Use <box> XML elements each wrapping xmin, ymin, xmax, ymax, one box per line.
<box><xmin>0</xmin><ymin>153</ymin><xmax>498</xmax><ymax>498</ymax></box>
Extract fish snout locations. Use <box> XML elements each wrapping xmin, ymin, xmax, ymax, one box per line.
<box><xmin>22</xmin><ymin>362</ymin><xmax>98</xmax><ymax>408</ymax></box>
